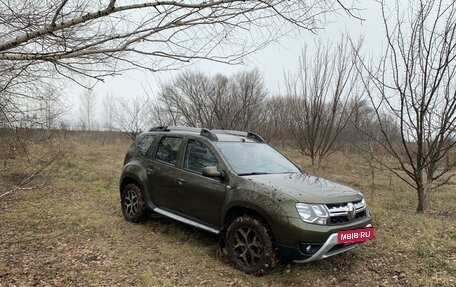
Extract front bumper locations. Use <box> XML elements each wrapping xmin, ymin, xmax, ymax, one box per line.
<box><xmin>293</xmin><ymin>223</ymin><xmax>372</xmax><ymax>263</ymax></box>
<box><xmin>277</xmin><ymin>223</ymin><xmax>372</xmax><ymax>263</ymax></box>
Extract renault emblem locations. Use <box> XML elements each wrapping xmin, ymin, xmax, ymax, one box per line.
<box><xmin>347</xmin><ymin>203</ymin><xmax>356</xmax><ymax>220</ymax></box>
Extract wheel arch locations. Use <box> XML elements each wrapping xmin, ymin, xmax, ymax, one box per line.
<box><xmin>120</xmin><ymin>175</ymin><xmax>139</xmax><ymax>195</ymax></box>
<box><xmin>221</xmin><ymin>204</ymin><xmax>277</xmax><ymax>245</ymax></box>
<box><xmin>120</xmin><ymin>170</ymin><xmax>156</xmax><ymax>211</ymax></box>
<box><xmin>119</xmin><ymin>173</ymin><xmax>147</xmax><ymax>197</ymax></box>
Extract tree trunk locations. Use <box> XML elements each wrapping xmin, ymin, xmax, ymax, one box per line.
<box><xmin>416</xmin><ymin>171</ymin><xmax>434</xmax><ymax>213</ymax></box>
<box><xmin>416</xmin><ymin>183</ymin><xmax>431</xmax><ymax>213</ymax></box>
<box><xmin>311</xmin><ymin>156</ymin><xmax>320</xmax><ymax>174</ymax></box>
<box><xmin>370</xmin><ymin>162</ymin><xmax>375</xmax><ymax>203</ymax></box>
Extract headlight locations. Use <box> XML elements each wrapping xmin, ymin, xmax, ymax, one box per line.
<box><xmin>296</xmin><ymin>203</ymin><xmax>329</xmax><ymax>225</ymax></box>
<box><xmin>361</xmin><ymin>198</ymin><xmax>370</xmax><ymax>216</ymax></box>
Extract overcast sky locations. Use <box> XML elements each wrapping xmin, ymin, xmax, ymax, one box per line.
<box><xmin>67</xmin><ymin>0</ymin><xmax>389</xmax><ymax>123</ymax></box>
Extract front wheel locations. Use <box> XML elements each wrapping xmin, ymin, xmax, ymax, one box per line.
<box><xmin>225</xmin><ymin>215</ymin><xmax>279</xmax><ymax>275</ymax></box>
<box><xmin>121</xmin><ymin>183</ymin><xmax>147</xmax><ymax>222</ymax></box>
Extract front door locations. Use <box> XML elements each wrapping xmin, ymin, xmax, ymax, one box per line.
<box><xmin>174</xmin><ymin>139</ymin><xmax>227</xmax><ymax>227</ymax></box>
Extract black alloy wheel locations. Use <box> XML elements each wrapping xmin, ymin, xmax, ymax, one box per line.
<box><xmin>121</xmin><ymin>183</ymin><xmax>147</xmax><ymax>222</ymax></box>
<box><xmin>226</xmin><ymin>215</ymin><xmax>279</xmax><ymax>275</ymax></box>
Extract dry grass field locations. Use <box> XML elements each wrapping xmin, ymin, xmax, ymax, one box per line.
<box><xmin>0</xmin><ymin>131</ymin><xmax>455</xmax><ymax>287</ymax></box>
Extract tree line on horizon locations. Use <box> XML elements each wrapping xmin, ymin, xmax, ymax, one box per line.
<box><xmin>0</xmin><ymin>0</ymin><xmax>455</xmax><ymax>212</ymax></box>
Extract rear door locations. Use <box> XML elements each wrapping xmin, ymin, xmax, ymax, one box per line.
<box><xmin>146</xmin><ymin>136</ymin><xmax>184</xmax><ymax>208</ymax></box>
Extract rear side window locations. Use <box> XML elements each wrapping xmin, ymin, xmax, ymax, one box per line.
<box><xmin>184</xmin><ymin>139</ymin><xmax>218</xmax><ymax>174</ymax></box>
<box><xmin>155</xmin><ymin>137</ymin><xmax>182</xmax><ymax>165</ymax></box>
<box><xmin>137</xmin><ymin>135</ymin><xmax>155</xmax><ymax>156</ymax></box>
<box><xmin>129</xmin><ymin>134</ymin><xmax>155</xmax><ymax>156</ymax></box>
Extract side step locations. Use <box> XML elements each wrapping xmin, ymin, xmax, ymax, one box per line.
<box><xmin>153</xmin><ymin>207</ymin><xmax>220</xmax><ymax>234</ymax></box>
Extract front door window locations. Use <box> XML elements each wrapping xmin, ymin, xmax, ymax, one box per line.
<box><xmin>184</xmin><ymin>139</ymin><xmax>218</xmax><ymax>174</ymax></box>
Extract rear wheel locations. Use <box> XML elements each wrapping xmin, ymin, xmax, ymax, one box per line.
<box><xmin>226</xmin><ymin>215</ymin><xmax>279</xmax><ymax>275</ymax></box>
<box><xmin>121</xmin><ymin>183</ymin><xmax>147</xmax><ymax>222</ymax></box>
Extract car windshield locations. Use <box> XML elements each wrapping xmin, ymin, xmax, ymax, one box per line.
<box><xmin>213</xmin><ymin>142</ymin><xmax>300</xmax><ymax>175</ymax></box>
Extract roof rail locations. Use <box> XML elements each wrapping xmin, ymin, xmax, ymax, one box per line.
<box><xmin>212</xmin><ymin>130</ymin><xmax>265</xmax><ymax>143</ymax></box>
<box><xmin>168</xmin><ymin>126</ymin><xmax>201</xmax><ymax>133</ymax></box>
<box><xmin>149</xmin><ymin>126</ymin><xmax>200</xmax><ymax>132</ymax></box>
<box><xmin>149</xmin><ymin>125</ymin><xmax>218</xmax><ymax>141</ymax></box>
<box><xmin>200</xmin><ymin>128</ymin><xmax>218</xmax><ymax>141</ymax></box>
<box><xmin>246</xmin><ymin>131</ymin><xmax>265</xmax><ymax>143</ymax></box>
<box><xmin>149</xmin><ymin>125</ymin><xmax>168</xmax><ymax>131</ymax></box>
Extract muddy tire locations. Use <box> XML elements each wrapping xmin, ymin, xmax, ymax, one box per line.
<box><xmin>226</xmin><ymin>215</ymin><xmax>279</xmax><ymax>275</ymax></box>
<box><xmin>121</xmin><ymin>183</ymin><xmax>147</xmax><ymax>222</ymax></box>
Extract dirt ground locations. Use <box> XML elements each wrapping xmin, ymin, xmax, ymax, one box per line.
<box><xmin>0</xmin><ymin>132</ymin><xmax>455</xmax><ymax>286</ymax></box>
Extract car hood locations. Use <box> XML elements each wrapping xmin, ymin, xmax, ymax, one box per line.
<box><xmin>242</xmin><ymin>172</ymin><xmax>363</xmax><ymax>204</ymax></box>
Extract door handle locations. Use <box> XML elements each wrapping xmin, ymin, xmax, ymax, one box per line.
<box><xmin>176</xmin><ymin>178</ymin><xmax>185</xmax><ymax>185</ymax></box>
<box><xmin>146</xmin><ymin>160</ymin><xmax>155</xmax><ymax>175</ymax></box>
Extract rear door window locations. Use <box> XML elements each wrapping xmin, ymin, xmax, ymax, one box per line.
<box><xmin>155</xmin><ymin>137</ymin><xmax>182</xmax><ymax>165</ymax></box>
<box><xmin>137</xmin><ymin>135</ymin><xmax>156</xmax><ymax>156</ymax></box>
<box><xmin>129</xmin><ymin>134</ymin><xmax>156</xmax><ymax>157</ymax></box>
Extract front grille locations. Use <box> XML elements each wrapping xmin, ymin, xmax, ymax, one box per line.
<box><xmin>329</xmin><ymin>215</ymin><xmax>349</xmax><ymax>224</ymax></box>
<box><xmin>355</xmin><ymin>210</ymin><xmax>367</xmax><ymax>219</ymax></box>
<box><xmin>325</xmin><ymin>200</ymin><xmax>367</xmax><ymax>225</ymax></box>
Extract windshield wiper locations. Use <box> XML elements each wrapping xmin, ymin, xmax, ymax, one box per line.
<box><xmin>238</xmin><ymin>172</ymin><xmax>271</xmax><ymax>176</ymax></box>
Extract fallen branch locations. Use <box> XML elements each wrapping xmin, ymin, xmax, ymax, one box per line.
<box><xmin>0</xmin><ymin>151</ymin><xmax>62</xmax><ymax>199</ymax></box>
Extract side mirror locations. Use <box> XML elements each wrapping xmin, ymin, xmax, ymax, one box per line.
<box><xmin>202</xmin><ymin>166</ymin><xmax>222</xmax><ymax>178</ymax></box>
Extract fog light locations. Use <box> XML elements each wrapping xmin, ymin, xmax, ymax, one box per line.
<box><xmin>299</xmin><ymin>243</ymin><xmax>323</xmax><ymax>255</ymax></box>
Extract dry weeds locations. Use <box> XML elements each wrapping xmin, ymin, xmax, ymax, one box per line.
<box><xmin>0</xmin><ymin>131</ymin><xmax>454</xmax><ymax>286</ymax></box>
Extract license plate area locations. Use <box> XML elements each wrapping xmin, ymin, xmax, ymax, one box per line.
<box><xmin>337</xmin><ymin>227</ymin><xmax>374</xmax><ymax>243</ymax></box>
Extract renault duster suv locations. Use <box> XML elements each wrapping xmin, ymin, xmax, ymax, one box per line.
<box><xmin>119</xmin><ymin>126</ymin><xmax>373</xmax><ymax>274</ymax></box>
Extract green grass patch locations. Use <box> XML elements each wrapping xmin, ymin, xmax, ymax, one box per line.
<box><xmin>416</xmin><ymin>244</ymin><xmax>455</xmax><ymax>275</ymax></box>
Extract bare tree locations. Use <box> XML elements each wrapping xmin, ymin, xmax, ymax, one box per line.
<box><xmin>0</xmin><ymin>1</ymin><xmax>360</xmax><ymax>133</ymax></box>
<box><xmin>0</xmin><ymin>67</ymin><xmax>55</xmax><ymax>128</ymax></box>
<box><xmin>256</xmin><ymin>95</ymin><xmax>288</xmax><ymax>144</ymax></box>
<box><xmin>159</xmin><ymin>71</ymin><xmax>214</xmax><ymax>127</ymax></box>
<box><xmin>357</xmin><ymin>0</ymin><xmax>456</xmax><ymax>212</ymax></box>
<box><xmin>343</xmin><ymin>99</ymin><xmax>392</xmax><ymax>200</ymax></box>
<box><xmin>0</xmin><ymin>76</ymin><xmax>63</xmax><ymax>160</ymax></box>
<box><xmin>112</xmin><ymin>94</ymin><xmax>152</xmax><ymax>140</ymax></box>
<box><xmin>38</xmin><ymin>86</ymin><xmax>66</xmax><ymax>130</ymax></box>
<box><xmin>102</xmin><ymin>92</ymin><xmax>115</xmax><ymax>131</ymax></box>
<box><xmin>218</xmin><ymin>69</ymin><xmax>267</xmax><ymax>130</ymax></box>
<box><xmin>0</xmin><ymin>1</ymin><xmax>355</xmax><ymax>79</ymax></box>
<box><xmin>78</xmin><ymin>89</ymin><xmax>96</xmax><ymax>130</ymax></box>
<box><xmin>149</xmin><ymin>97</ymin><xmax>181</xmax><ymax>127</ymax></box>
<box><xmin>285</xmin><ymin>38</ymin><xmax>361</xmax><ymax>170</ymax></box>
<box><xmin>155</xmin><ymin>69</ymin><xmax>267</xmax><ymax>130</ymax></box>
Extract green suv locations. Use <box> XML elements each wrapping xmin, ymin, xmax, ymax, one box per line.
<box><xmin>120</xmin><ymin>126</ymin><xmax>373</xmax><ymax>274</ymax></box>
